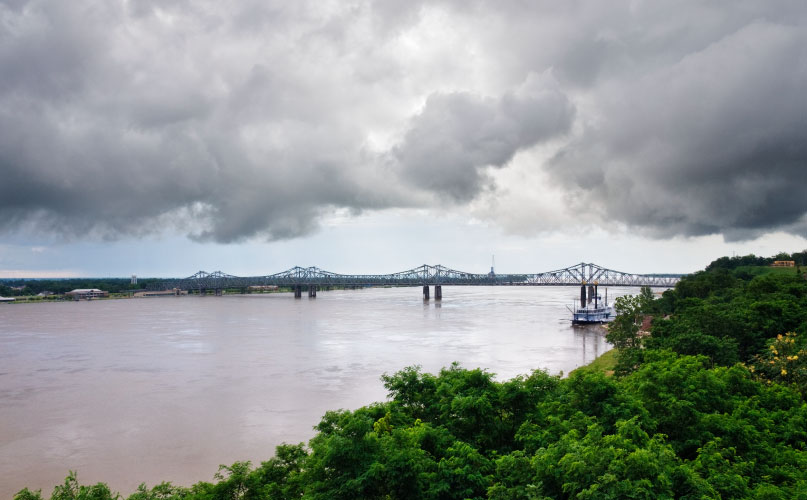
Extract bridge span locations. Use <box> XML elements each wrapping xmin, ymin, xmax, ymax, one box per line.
<box><xmin>153</xmin><ymin>262</ymin><xmax>683</xmax><ymax>298</ymax></box>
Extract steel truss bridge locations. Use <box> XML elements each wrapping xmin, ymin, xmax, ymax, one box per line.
<box><xmin>152</xmin><ymin>262</ymin><xmax>683</xmax><ymax>292</ymax></box>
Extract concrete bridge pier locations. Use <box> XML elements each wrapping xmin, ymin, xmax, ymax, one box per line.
<box><xmin>308</xmin><ymin>286</ymin><xmax>317</xmax><ymax>298</ymax></box>
<box><xmin>294</xmin><ymin>285</ymin><xmax>302</xmax><ymax>299</ymax></box>
<box><xmin>423</xmin><ymin>285</ymin><xmax>430</xmax><ymax>300</ymax></box>
<box><xmin>434</xmin><ymin>285</ymin><xmax>442</xmax><ymax>300</ymax></box>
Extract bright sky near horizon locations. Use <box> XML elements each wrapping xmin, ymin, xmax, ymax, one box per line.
<box><xmin>1</xmin><ymin>1</ymin><xmax>806</xmax><ymax>278</ymax></box>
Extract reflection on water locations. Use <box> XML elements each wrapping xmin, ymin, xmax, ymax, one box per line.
<box><xmin>0</xmin><ymin>286</ymin><xmax>633</xmax><ymax>496</ymax></box>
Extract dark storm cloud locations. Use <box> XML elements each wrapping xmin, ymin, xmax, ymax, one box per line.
<box><xmin>548</xmin><ymin>19</ymin><xmax>807</xmax><ymax>239</ymax></box>
<box><xmin>1</xmin><ymin>0</ymin><xmax>806</xmax><ymax>243</ymax></box>
<box><xmin>0</xmin><ymin>1</ymin><xmax>404</xmax><ymax>242</ymax></box>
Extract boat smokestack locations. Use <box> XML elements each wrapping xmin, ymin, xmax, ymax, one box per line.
<box><xmin>594</xmin><ymin>285</ymin><xmax>598</xmax><ymax>308</ymax></box>
<box><xmin>580</xmin><ymin>284</ymin><xmax>586</xmax><ymax>305</ymax></box>
<box><xmin>588</xmin><ymin>285</ymin><xmax>595</xmax><ymax>304</ymax></box>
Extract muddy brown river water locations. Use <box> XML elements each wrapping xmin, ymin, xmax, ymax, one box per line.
<box><xmin>0</xmin><ymin>285</ymin><xmax>634</xmax><ymax>497</ymax></box>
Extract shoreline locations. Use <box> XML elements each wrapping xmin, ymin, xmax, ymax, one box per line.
<box><xmin>0</xmin><ymin>290</ymin><xmax>295</xmax><ymax>304</ymax></box>
<box><xmin>568</xmin><ymin>347</ymin><xmax>618</xmax><ymax>377</ymax></box>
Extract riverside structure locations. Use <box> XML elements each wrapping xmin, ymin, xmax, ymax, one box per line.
<box><xmin>152</xmin><ymin>262</ymin><xmax>683</xmax><ymax>298</ymax></box>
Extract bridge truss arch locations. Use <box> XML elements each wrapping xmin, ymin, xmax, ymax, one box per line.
<box><xmin>154</xmin><ymin>262</ymin><xmax>682</xmax><ymax>291</ymax></box>
<box><xmin>522</xmin><ymin>262</ymin><xmax>682</xmax><ymax>288</ymax></box>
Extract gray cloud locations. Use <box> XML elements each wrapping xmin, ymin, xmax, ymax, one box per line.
<box><xmin>548</xmin><ymin>19</ymin><xmax>807</xmax><ymax>239</ymax></box>
<box><xmin>1</xmin><ymin>1</ymin><xmax>806</xmax><ymax>244</ymax></box>
<box><xmin>394</xmin><ymin>81</ymin><xmax>574</xmax><ymax>201</ymax></box>
<box><xmin>0</xmin><ymin>1</ymin><xmax>406</xmax><ymax>242</ymax></box>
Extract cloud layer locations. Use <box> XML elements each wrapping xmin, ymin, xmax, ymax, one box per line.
<box><xmin>548</xmin><ymin>18</ymin><xmax>807</xmax><ymax>240</ymax></box>
<box><xmin>1</xmin><ymin>1</ymin><xmax>805</xmax><ymax>243</ymax></box>
<box><xmin>395</xmin><ymin>81</ymin><xmax>574</xmax><ymax>201</ymax></box>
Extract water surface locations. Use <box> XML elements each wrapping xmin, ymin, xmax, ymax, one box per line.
<box><xmin>0</xmin><ymin>286</ymin><xmax>631</xmax><ymax>497</ymax></box>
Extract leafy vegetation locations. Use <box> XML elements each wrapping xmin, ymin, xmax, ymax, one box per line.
<box><xmin>642</xmin><ymin>257</ymin><xmax>807</xmax><ymax>371</ymax></box>
<box><xmin>0</xmin><ymin>278</ymin><xmax>162</xmax><ymax>297</ymax></box>
<box><xmin>16</xmin><ymin>253</ymin><xmax>807</xmax><ymax>499</ymax></box>
<box><xmin>704</xmin><ymin>251</ymin><xmax>807</xmax><ymax>271</ymax></box>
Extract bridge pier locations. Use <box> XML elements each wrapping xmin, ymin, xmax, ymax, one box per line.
<box><xmin>294</xmin><ymin>285</ymin><xmax>302</xmax><ymax>299</ymax></box>
<box><xmin>435</xmin><ymin>285</ymin><xmax>442</xmax><ymax>300</ymax></box>
<box><xmin>423</xmin><ymin>285</ymin><xmax>430</xmax><ymax>300</ymax></box>
<box><xmin>215</xmin><ymin>288</ymin><xmax>222</xmax><ymax>296</ymax></box>
<box><xmin>308</xmin><ymin>286</ymin><xmax>317</xmax><ymax>298</ymax></box>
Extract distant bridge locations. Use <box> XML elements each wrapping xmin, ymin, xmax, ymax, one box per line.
<box><xmin>152</xmin><ymin>262</ymin><xmax>683</xmax><ymax>297</ymax></box>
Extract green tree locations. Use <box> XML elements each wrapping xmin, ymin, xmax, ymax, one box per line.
<box><xmin>126</xmin><ymin>482</ymin><xmax>186</xmax><ymax>500</ymax></box>
<box><xmin>639</xmin><ymin>286</ymin><xmax>655</xmax><ymax>312</ymax></box>
<box><xmin>607</xmin><ymin>295</ymin><xmax>642</xmax><ymax>351</ymax></box>
<box><xmin>532</xmin><ymin>419</ymin><xmax>691</xmax><ymax>499</ymax></box>
<box><xmin>751</xmin><ymin>332</ymin><xmax>807</xmax><ymax>397</ymax></box>
<box><xmin>252</xmin><ymin>443</ymin><xmax>307</xmax><ymax>500</ymax></box>
<box><xmin>50</xmin><ymin>472</ymin><xmax>118</xmax><ymax>500</ymax></box>
<box><xmin>606</xmin><ymin>295</ymin><xmax>645</xmax><ymax>375</ymax></box>
<box><xmin>14</xmin><ymin>489</ymin><xmax>44</xmax><ymax>500</ymax></box>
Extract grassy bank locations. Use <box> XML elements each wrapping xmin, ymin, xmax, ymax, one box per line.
<box><xmin>568</xmin><ymin>347</ymin><xmax>618</xmax><ymax>377</ymax></box>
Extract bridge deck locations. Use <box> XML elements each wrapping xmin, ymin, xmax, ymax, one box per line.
<box><xmin>151</xmin><ymin>263</ymin><xmax>683</xmax><ymax>291</ymax></box>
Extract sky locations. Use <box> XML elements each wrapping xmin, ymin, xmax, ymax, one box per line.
<box><xmin>1</xmin><ymin>0</ymin><xmax>806</xmax><ymax>278</ymax></box>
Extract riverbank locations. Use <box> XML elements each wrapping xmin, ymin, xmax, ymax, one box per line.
<box><xmin>568</xmin><ymin>347</ymin><xmax>617</xmax><ymax>377</ymax></box>
<box><xmin>0</xmin><ymin>293</ymin><xmax>136</xmax><ymax>303</ymax></box>
<box><xmin>0</xmin><ymin>289</ymin><xmax>295</xmax><ymax>304</ymax></box>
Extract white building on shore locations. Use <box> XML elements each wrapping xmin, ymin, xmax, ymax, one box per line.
<box><xmin>66</xmin><ymin>289</ymin><xmax>108</xmax><ymax>300</ymax></box>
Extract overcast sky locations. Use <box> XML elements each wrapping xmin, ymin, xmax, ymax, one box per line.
<box><xmin>1</xmin><ymin>0</ymin><xmax>806</xmax><ymax>278</ymax></box>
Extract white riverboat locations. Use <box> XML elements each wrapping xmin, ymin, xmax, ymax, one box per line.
<box><xmin>568</xmin><ymin>284</ymin><xmax>614</xmax><ymax>324</ymax></box>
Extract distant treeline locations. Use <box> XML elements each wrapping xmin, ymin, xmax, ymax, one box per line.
<box><xmin>705</xmin><ymin>250</ymin><xmax>807</xmax><ymax>271</ymax></box>
<box><xmin>14</xmin><ymin>253</ymin><xmax>807</xmax><ymax>499</ymax></box>
<box><xmin>0</xmin><ymin>278</ymin><xmax>162</xmax><ymax>297</ymax></box>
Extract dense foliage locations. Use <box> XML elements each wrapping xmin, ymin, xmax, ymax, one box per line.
<box><xmin>16</xmin><ymin>255</ymin><xmax>807</xmax><ymax>499</ymax></box>
<box><xmin>704</xmin><ymin>251</ymin><xmax>807</xmax><ymax>272</ymax></box>
<box><xmin>638</xmin><ymin>257</ymin><xmax>807</xmax><ymax>375</ymax></box>
<box><xmin>0</xmin><ymin>278</ymin><xmax>162</xmax><ymax>297</ymax></box>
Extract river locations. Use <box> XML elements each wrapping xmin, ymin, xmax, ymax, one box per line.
<box><xmin>0</xmin><ymin>285</ymin><xmax>633</xmax><ymax>497</ymax></box>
